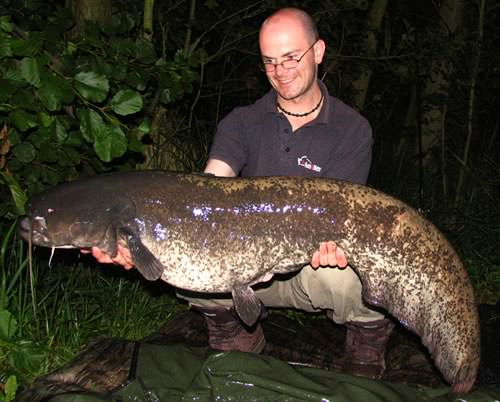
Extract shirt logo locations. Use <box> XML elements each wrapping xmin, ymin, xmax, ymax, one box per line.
<box><xmin>297</xmin><ymin>155</ymin><xmax>322</xmax><ymax>173</ymax></box>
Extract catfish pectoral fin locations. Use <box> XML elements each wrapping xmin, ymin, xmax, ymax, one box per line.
<box><xmin>123</xmin><ymin>230</ymin><xmax>164</xmax><ymax>281</ymax></box>
<box><xmin>231</xmin><ymin>285</ymin><xmax>263</xmax><ymax>327</ymax></box>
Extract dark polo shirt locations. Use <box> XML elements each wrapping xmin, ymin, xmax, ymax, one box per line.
<box><xmin>209</xmin><ymin>81</ymin><xmax>373</xmax><ymax>184</ymax></box>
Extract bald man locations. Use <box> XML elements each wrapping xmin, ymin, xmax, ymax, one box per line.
<box><xmin>87</xmin><ymin>7</ymin><xmax>394</xmax><ymax>380</ymax></box>
<box><xmin>183</xmin><ymin>7</ymin><xmax>393</xmax><ymax>380</ymax></box>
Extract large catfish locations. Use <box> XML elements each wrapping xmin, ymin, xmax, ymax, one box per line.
<box><xmin>18</xmin><ymin>171</ymin><xmax>480</xmax><ymax>393</ymax></box>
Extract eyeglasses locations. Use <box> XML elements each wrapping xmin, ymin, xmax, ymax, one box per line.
<box><xmin>261</xmin><ymin>39</ymin><xmax>318</xmax><ymax>73</ymax></box>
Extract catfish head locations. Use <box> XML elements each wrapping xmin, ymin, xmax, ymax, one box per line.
<box><xmin>18</xmin><ymin>181</ymin><xmax>136</xmax><ymax>257</ymax></box>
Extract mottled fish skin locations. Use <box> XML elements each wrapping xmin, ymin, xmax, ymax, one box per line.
<box><xmin>18</xmin><ymin>171</ymin><xmax>480</xmax><ymax>393</ymax></box>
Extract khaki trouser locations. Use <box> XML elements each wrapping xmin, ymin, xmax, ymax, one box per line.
<box><xmin>177</xmin><ymin>265</ymin><xmax>384</xmax><ymax>324</ymax></box>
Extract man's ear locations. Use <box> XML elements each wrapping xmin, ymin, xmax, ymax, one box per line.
<box><xmin>314</xmin><ymin>39</ymin><xmax>326</xmax><ymax>64</ymax></box>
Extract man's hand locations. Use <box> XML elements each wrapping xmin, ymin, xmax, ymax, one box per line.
<box><xmin>80</xmin><ymin>245</ymin><xmax>134</xmax><ymax>269</ymax></box>
<box><xmin>311</xmin><ymin>241</ymin><xmax>348</xmax><ymax>269</ymax></box>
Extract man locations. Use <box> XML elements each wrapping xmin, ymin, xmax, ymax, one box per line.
<box><xmin>88</xmin><ymin>7</ymin><xmax>394</xmax><ymax>380</ymax></box>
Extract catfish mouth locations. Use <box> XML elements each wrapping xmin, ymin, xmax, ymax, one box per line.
<box><xmin>18</xmin><ymin>215</ymin><xmax>49</xmax><ymax>245</ymax></box>
<box><xmin>18</xmin><ymin>216</ymin><xmax>73</xmax><ymax>248</ymax></box>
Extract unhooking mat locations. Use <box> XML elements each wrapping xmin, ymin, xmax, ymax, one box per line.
<box><xmin>43</xmin><ymin>343</ymin><xmax>499</xmax><ymax>402</ymax></box>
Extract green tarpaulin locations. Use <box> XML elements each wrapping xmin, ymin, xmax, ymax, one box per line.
<box><xmin>46</xmin><ymin>343</ymin><xmax>500</xmax><ymax>402</ymax></box>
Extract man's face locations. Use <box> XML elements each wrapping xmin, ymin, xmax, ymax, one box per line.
<box><xmin>259</xmin><ymin>17</ymin><xmax>324</xmax><ymax>102</ymax></box>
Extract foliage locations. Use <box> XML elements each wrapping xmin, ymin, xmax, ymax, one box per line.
<box><xmin>0</xmin><ymin>7</ymin><xmax>198</xmax><ymax>216</ymax></box>
<box><xmin>0</xmin><ymin>375</ymin><xmax>17</xmax><ymax>402</ymax></box>
<box><xmin>0</xmin><ymin>1</ymin><xmax>198</xmax><ymax>389</ymax></box>
<box><xmin>0</xmin><ymin>217</ymin><xmax>47</xmax><ymax>384</ymax></box>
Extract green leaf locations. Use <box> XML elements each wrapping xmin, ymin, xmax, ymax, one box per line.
<box><xmin>3</xmin><ymin>65</ymin><xmax>24</xmax><ymax>82</ymax></box>
<box><xmin>128</xmin><ymin>133</ymin><xmax>145</xmax><ymax>153</ymax></box>
<box><xmin>12</xmin><ymin>142</ymin><xmax>36</xmax><ymax>164</ymax></box>
<box><xmin>20</xmin><ymin>57</ymin><xmax>41</xmax><ymax>87</ymax></box>
<box><xmin>65</xmin><ymin>41</ymin><xmax>77</xmax><ymax>55</ymax></box>
<box><xmin>78</xmin><ymin>108</ymin><xmax>106</xmax><ymax>142</ymax></box>
<box><xmin>4</xmin><ymin>375</ymin><xmax>17</xmax><ymax>401</ymax></box>
<box><xmin>38</xmin><ymin>111</ymin><xmax>55</xmax><ymax>128</ymax></box>
<box><xmin>39</xmin><ymin>166</ymin><xmax>62</xmax><ymax>186</ymax></box>
<box><xmin>7</xmin><ymin>130</ymin><xmax>21</xmax><ymax>146</ymax></box>
<box><xmin>92</xmin><ymin>58</ymin><xmax>113</xmax><ymax>77</ymax></box>
<box><xmin>0</xmin><ymin>16</ymin><xmax>13</xmax><ymax>33</ymax></box>
<box><xmin>11</xmin><ymin>89</ymin><xmax>38</xmax><ymax>113</ymax></box>
<box><xmin>11</xmin><ymin>32</ymin><xmax>43</xmax><ymax>57</ymax></box>
<box><xmin>0</xmin><ymin>309</ymin><xmax>17</xmax><ymax>340</ymax></box>
<box><xmin>53</xmin><ymin>118</ymin><xmax>68</xmax><ymax>142</ymax></box>
<box><xmin>138</xmin><ymin>119</ymin><xmax>150</xmax><ymax>135</ymax></box>
<box><xmin>0</xmin><ymin>79</ymin><xmax>18</xmax><ymax>102</ymax></box>
<box><xmin>110</xmin><ymin>89</ymin><xmax>143</xmax><ymax>116</ymax></box>
<box><xmin>0</xmin><ymin>35</ymin><xmax>13</xmax><ymax>58</ymax></box>
<box><xmin>57</xmin><ymin>146</ymin><xmax>81</xmax><ymax>167</ymax></box>
<box><xmin>0</xmin><ymin>172</ymin><xmax>27</xmax><ymax>215</ymax></box>
<box><xmin>94</xmin><ymin>124</ymin><xmax>127</xmax><ymax>162</ymax></box>
<box><xmin>38</xmin><ymin>142</ymin><xmax>58</xmax><ymax>162</ymax></box>
<box><xmin>126</xmin><ymin>70</ymin><xmax>149</xmax><ymax>91</ymax></box>
<box><xmin>9</xmin><ymin>110</ymin><xmax>38</xmax><ymax>132</ymax></box>
<box><xmin>74</xmin><ymin>71</ymin><xmax>109</xmax><ymax>103</ymax></box>
<box><xmin>109</xmin><ymin>63</ymin><xmax>128</xmax><ymax>81</ymax></box>
<box><xmin>64</xmin><ymin>131</ymin><xmax>84</xmax><ymax>147</ymax></box>
<box><xmin>39</xmin><ymin>72</ymin><xmax>74</xmax><ymax>111</ymax></box>
<box><xmin>110</xmin><ymin>38</ymin><xmax>135</xmax><ymax>59</ymax></box>
<box><xmin>30</xmin><ymin>126</ymin><xmax>51</xmax><ymax>149</ymax></box>
<box><xmin>9</xmin><ymin>340</ymin><xmax>47</xmax><ymax>374</ymax></box>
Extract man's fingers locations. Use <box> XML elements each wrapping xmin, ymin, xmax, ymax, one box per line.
<box><xmin>115</xmin><ymin>256</ymin><xmax>133</xmax><ymax>269</ymax></box>
<box><xmin>326</xmin><ymin>241</ymin><xmax>337</xmax><ymax>266</ymax></box>
<box><xmin>336</xmin><ymin>245</ymin><xmax>348</xmax><ymax>268</ymax></box>
<box><xmin>314</xmin><ymin>241</ymin><xmax>348</xmax><ymax>268</ymax></box>
<box><xmin>311</xmin><ymin>250</ymin><xmax>321</xmax><ymax>269</ymax></box>
<box><xmin>116</xmin><ymin>244</ymin><xmax>134</xmax><ymax>269</ymax></box>
<box><xmin>85</xmin><ymin>246</ymin><xmax>134</xmax><ymax>269</ymax></box>
<box><xmin>319</xmin><ymin>242</ymin><xmax>329</xmax><ymax>266</ymax></box>
<box><xmin>91</xmin><ymin>247</ymin><xmax>114</xmax><ymax>263</ymax></box>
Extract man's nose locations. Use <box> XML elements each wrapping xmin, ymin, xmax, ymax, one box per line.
<box><xmin>274</xmin><ymin>63</ymin><xmax>290</xmax><ymax>76</ymax></box>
